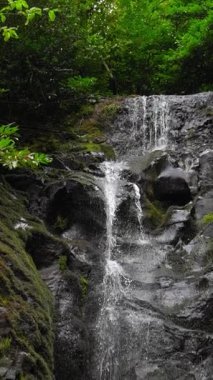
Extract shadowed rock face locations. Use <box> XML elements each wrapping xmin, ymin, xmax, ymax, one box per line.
<box><xmin>154</xmin><ymin>167</ymin><xmax>192</xmax><ymax>205</ymax></box>
<box><xmin>46</xmin><ymin>180</ymin><xmax>105</xmax><ymax>236</ymax></box>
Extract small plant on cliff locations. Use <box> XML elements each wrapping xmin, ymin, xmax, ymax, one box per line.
<box><xmin>53</xmin><ymin>215</ymin><xmax>68</xmax><ymax>232</ymax></box>
<box><xmin>0</xmin><ymin>124</ymin><xmax>52</xmax><ymax>169</ymax></box>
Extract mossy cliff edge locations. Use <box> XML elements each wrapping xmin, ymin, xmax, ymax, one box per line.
<box><xmin>0</xmin><ymin>99</ymin><xmax>119</xmax><ymax>379</ymax></box>
<box><xmin>0</xmin><ymin>182</ymin><xmax>54</xmax><ymax>379</ymax></box>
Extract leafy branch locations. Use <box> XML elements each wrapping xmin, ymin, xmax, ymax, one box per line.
<box><xmin>0</xmin><ymin>0</ymin><xmax>58</xmax><ymax>41</ymax></box>
<box><xmin>0</xmin><ymin>124</ymin><xmax>52</xmax><ymax>169</ymax></box>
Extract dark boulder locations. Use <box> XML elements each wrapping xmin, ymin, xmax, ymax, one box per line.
<box><xmin>154</xmin><ymin>167</ymin><xmax>191</xmax><ymax>206</ymax></box>
<box><xmin>46</xmin><ymin>179</ymin><xmax>105</xmax><ymax>236</ymax></box>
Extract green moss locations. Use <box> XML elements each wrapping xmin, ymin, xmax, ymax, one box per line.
<box><xmin>79</xmin><ymin>141</ymin><xmax>115</xmax><ymax>160</ymax></box>
<box><xmin>58</xmin><ymin>255</ymin><xmax>68</xmax><ymax>271</ymax></box>
<box><xmin>0</xmin><ymin>337</ymin><xmax>12</xmax><ymax>358</ymax></box>
<box><xmin>100</xmin><ymin>143</ymin><xmax>115</xmax><ymax>160</ymax></box>
<box><xmin>80</xmin><ymin>142</ymin><xmax>101</xmax><ymax>153</ymax></box>
<box><xmin>0</xmin><ymin>181</ymin><xmax>54</xmax><ymax>379</ymax></box>
<box><xmin>80</xmin><ymin>276</ymin><xmax>89</xmax><ymax>298</ymax></box>
<box><xmin>53</xmin><ymin>215</ymin><xmax>69</xmax><ymax>232</ymax></box>
<box><xmin>202</xmin><ymin>213</ymin><xmax>213</xmax><ymax>225</ymax></box>
<box><xmin>144</xmin><ymin>197</ymin><xmax>166</xmax><ymax>228</ymax></box>
<box><xmin>206</xmin><ymin>107</ymin><xmax>213</xmax><ymax>117</ymax></box>
<box><xmin>79</xmin><ymin>104</ymin><xmax>95</xmax><ymax>117</ymax></box>
<box><xmin>100</xmin><ymin>103</ymin><xmax>121</xmax><ymax>119</ymax></box>
<box><xmin>77</xmin><ymin>119</ymin><xmax>103</xmax><ymax>140</ymax></box>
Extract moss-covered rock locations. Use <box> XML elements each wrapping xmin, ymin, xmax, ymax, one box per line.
<box><xmin>143</xmin><ymin>197</ymin><xmax>167</xmax><ymax>229</ymax></box>
<box><xmin>0</xmin><ymin>182</ymin><xmax>54</xmax><ymax>379</ymax></box>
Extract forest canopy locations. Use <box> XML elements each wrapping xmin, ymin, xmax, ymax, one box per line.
<box><xmin>0</xmin><ymin>0</ymin><xmax>212</xmax><ymax>122</ymax></box>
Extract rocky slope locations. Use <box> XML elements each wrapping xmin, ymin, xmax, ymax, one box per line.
<box><xmin>0</xmin><ymin>93</ymin><xmax>212</xmax><ymax>379</ymax></box>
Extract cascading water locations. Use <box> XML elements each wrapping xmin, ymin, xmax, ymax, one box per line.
<box><xmin>132</xmin><ymin>183</ymin><xmax>143</xmax><ymax>233</ymax></box>
<box><xmin>100</xmin><ymin>161</ymin><xmax>125</xmax><ymax>257</ymax></box>
<box><xmin>92</xmin><ymin>93</ymin><xmax>213</xmax><ymax>380</ymax></box>
<box><xmin>109</xmin><ymin>95</ymin><xmax>171</xmax><ymax>158</ymax></box>
<box><xmin>94</xmin><ymin>97</ymin><xmax>170</xmax><ymax>380</ymax></box>
<box><xmin>97</xmin><ymin>161</ymin><xmax>127</xmax><ymax>380</ymax></box>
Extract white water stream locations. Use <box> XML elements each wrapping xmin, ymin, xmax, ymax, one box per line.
<box><xmin>111</xmin><ymin>95</ymin><xmax>171</xmax><ymax>158</ymax></box>
<box><xmin>97</xmin><ymin>161</ymin><xmax>127</xmax><ymax>380</ymax></box>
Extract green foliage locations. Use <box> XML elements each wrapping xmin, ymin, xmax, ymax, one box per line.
<box><xmin>0</xmin><ymin>0</ymin><xmax>212</xmax><ymax>128</ymax></box>
<box><xmin>67</xmin><ymin>76</ymin><xmax>97</xmax><ymax>93</ymax></box>
<box><xmin>202</xmin><ymin>213</ymin><xmax>213</xmax><ymax>225</ymax></box>
<box><xmin>0</xmin><ymin>124</ymin><xmax>52</xmax><ymax>169</ymax></box>
<box><xmin>65</xmin><ymin>76</ymin><xmax>98</xmax><ymax>102</ymax></box>
<box><xmin>0</xmin><ymin>0</ymin><xmax>57</xmax><ymax>41</ymax></box>
<box><xmin>1</xmin><ymin>27</ymin><xmax>18</xmax><ymax>42</ymax></box>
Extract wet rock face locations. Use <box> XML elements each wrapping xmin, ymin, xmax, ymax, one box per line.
<box><xmin>0</xmin><ymin>183</ymin><xmax>54</xmax><ymax>380</ymax></box>
<box><xmin>199</xmin><ymin>150</ymin><xmax>213</xmax><ymax>192</ymax></box>
<box><xmin>46</xmin><ymin>179</ymin><xmax>105</xmax><ymax>235</ymax></box>
<box><xmin>54</xmin><ymin>273</ymin><xmax>89</xmax><ymax>380</ymax></box>
<box><xmin>105</xmin><ymin>92</ymin><xmax>213</xmax><ymax>159</ymax></box>
<box><xmin>1</xmin><ymin>93</ymin><xmax>212</xmax><ymax>380</ymax></box>
<box><xmin>90</xmin><ymin>93</ymin><xmax>213</xmax><ymax>380</ymax></box>
<box><xmin>38</xmin><ymin>93</ymin><xmax>213</xmax><ymax>380</ymax></box>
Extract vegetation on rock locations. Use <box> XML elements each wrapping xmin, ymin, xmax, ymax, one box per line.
<box><xmin>0</xmin><ymin>183</ymin><xmax>54</xmax><ymax>379</ymax></box>
<box><xmin>0</xmin><ymin>1</ymin><xmax>212</xmax><ymax>378</ymax></box>
<box><xmin>202</xmin><ymin>213</ymin><xmax>213</xmax><ymax>225</ymax></box>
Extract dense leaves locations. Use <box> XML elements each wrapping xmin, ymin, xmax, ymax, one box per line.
<box><xmin>0</xmin><ymin>0</ymin><xmax>56</xmax><ymax>41</ymax></box>
<box><xmin>0</xmin><ymin>0</ymin><xmax>212</xmax><ymax>125</ymax></box>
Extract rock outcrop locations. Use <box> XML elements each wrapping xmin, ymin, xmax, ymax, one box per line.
<box><xmin>0</xmin><ymin>93</ymin><xmax>212</xmax><ymax>380</ymax></box>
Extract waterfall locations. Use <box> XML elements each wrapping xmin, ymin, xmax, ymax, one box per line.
<box><xmin>100</xmin><ymin>161</ymin><xmax>125</xmax><ymax>257</ymax></box>
<box><xmin>94</xmin><ymin>97</ymin><xmax>170</xmax><ymax>379</ymax></box>
<box><xmin>109</xmin><ymin>95</ymin><xmax>171</xmax><ymax>157</ymax></box>
<box><xmin>97</xmin><ymin>161</ymin><xmax>127</xmax><ymax>380</ymax></box>
<box><xmin>151</xmin><ymin>95</ymin><xmax>169</xmax><ymax>149</ymax></box>
<box><xmin>91</xmin><ymin>94</ymin><xmax>213</xmax><ymax>380</ymax></box>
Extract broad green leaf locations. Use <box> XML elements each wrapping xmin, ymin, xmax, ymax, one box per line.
<box><xmin>0</xmin><ymin>138</ymin><xmax>14</xmax><ymax>150</ymax></box>
<box><xmin>0</xmin><ymin>14</ymin><xmax>6</xmax><ymax>23</ymax></box>
<box><xmin>48</xmin><ymin>10</ymin><xmax>56</xmax><ymax>22</ymax></box>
